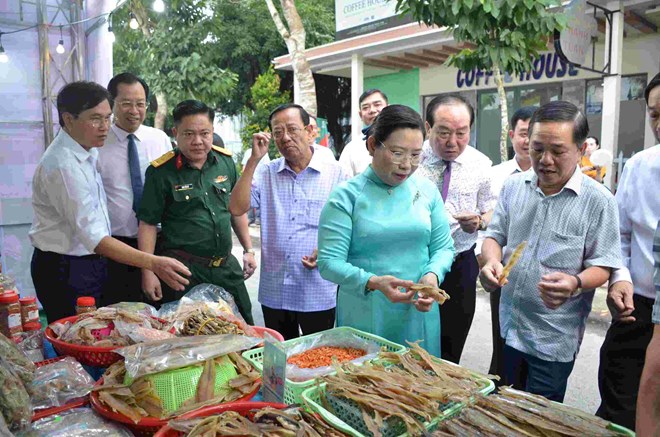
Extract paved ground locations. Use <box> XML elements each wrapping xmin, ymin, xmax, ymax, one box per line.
<box><xmin>234</xmin><ymin>227</ymin><xmax>609</xmax><ymax>414</ymax></box>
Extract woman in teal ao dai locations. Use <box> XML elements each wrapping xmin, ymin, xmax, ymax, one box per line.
<box><xmin>318</xmin><ymin>105</ymin><xmax>455</xmax><ymax>357</ymax></box>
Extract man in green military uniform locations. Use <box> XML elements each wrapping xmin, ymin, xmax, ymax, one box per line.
<box><xmin>137</xmin><ymin>100</ymin><xmax>256</xmax><ymax>324</ymax></box>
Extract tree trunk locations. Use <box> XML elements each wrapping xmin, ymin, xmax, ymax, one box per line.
<box><xmin>154</xmin><ymin>92</ymin><xmax>168</xmax><ymax>130</ymax></box>
<box><xmin>264</xmin><ymin>0</ymin><xmax>317</xmax><ymax>116</ymax></box>
<box><xmin>494</xmin><ymin>64</ymin><xmax>509</xmax><ymax>163</ymax></box>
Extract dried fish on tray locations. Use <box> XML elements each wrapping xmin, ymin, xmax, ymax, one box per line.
<box><xmin>434</xmin><ymin>387</ymin><xmax>631</xmax><ymax>436</ymax></box>
<box><xmin>316</xmin><ymin>342</ymin><xmax>496</xmax><ymax>437</ymax></box>
<box><xmin>93</xmin><ymin>352</ymin><xmax>261</xmax><ymax>423</ymax></box>
<box><xmin>168</xmin><ymin>405</ymin><xmax>349</xmax><ymax>436</ymax></box>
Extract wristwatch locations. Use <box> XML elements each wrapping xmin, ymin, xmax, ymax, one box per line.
<box><xmin>243</xmin><ymin>248</ymin><xmax>256</xmax><ymax>255</ymax></box>
<box><xmin>478</xmin><ymin>216</ymin><xmax>487</xmax><ymax>231</ymax></box>
<box><xmin>571</xmin><ymin>274</ymin><xmax>583</xmax><ymax>297</ymax></box>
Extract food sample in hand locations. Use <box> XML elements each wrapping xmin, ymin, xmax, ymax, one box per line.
<box><xmin>498</xmin><ymin>241</ymin><xmax>527</xmax><ymax>286</ymax></box>
<box><xmin>287</xmin><ymin>346</ymin><xmax>366</xmax><ymax>369</ymax></box>
<box><xmin>452</xmin><ymin>211</ymin><xmax>479</xmax><ymax>221</ymax></box>
<box><xmin>409</xmin><ymin>284</ymin><xmax>451</xmax><ymax>304</ymax></box>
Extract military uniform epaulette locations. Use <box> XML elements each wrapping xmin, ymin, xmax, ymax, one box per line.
<box><xmin>212</xmin><ymin>145</ymin><xmax>232</xmax><ymax>157</ymax></box>
<box><xmin>150</xmin><ymin>150</ymin><xmax>176</xmax><ymax>168</ymax></box>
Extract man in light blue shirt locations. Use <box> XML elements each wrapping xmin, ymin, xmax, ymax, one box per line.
<box><xmin>230</xmin><ymin>104</ymin><xmax>348</xmax><ymax>339</ymax></box>
<box><xmin>480</xmin><ymin>101</ymin><xmax>622</xmax><ymax>402</ymax></box>
<box><xmin>30</xmin><ymin>81</ymin><xmax>190</xmax><ymax>323</ymax></box>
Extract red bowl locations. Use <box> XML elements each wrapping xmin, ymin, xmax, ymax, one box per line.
<box><xmin>31</xmin><ymin>357</ymin><xmax>89</xmax><ymax>421</ymax></box>
<box><xmin>90</xmin><ymin>377</ymin><xmax>261</xmax><ymax>436</ymax></box>
<box><xmin>45</xmin><ymin>315</ymin><xmax>172</xmax><ymax>368</ymax></box>
<box><xmin>154</xmin><ymin>401</ymin><xmax>288</xmax><ymax>437</ymax></box>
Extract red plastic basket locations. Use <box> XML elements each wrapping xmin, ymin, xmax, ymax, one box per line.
<box><xmin>31</xmin><ymin>357</ymin><xmax>89</xmax><ymax>421</ymax></box>
<box><xmin>90</xmin><ymin>377</ymin><xmax>261</xmax><ymax>437</ymax></box>
<box><xmin>153</xmin><ymin>401</ymin><xmax>288</xmax><ymax>437</ymax></box>
<box><xmin>44</xmin><ymin>315</ymin><xmax>172</xmax><ymax>368</ymax></box>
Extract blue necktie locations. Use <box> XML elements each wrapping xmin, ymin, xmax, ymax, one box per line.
<box><xmin>127</xmin><ymin>134</ymin><xmax>143</xmax><ymax>213</ymax></box>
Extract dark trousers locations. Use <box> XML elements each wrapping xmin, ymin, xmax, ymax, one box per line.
<box><xmin>502</xmin><ymin>344</ymin><xmax>576</xmax><ymax>402</ymax></box>
<box><xmin>101</xmin><ymin>236</ymin><xmax>143</xmax><ymax>306</ymax></box>
<box><xmin>31</xmin><ymin>248</ymin><xmax>107</xmax><ymax>324</ymax></box>
<box><xmin>596</xmin><ymin>294</ymin><xmax>654</xmax><ymax>430</ymax></box>
<box><xmin>489</xmin><ymin>288</ymin><xmax>505</xmax><ymax>382</ymax></box>
<box><xmin>439</xmin><ymin>246</ymin><xmax>478</xmax><ymax>363</ymax></box>
<box><xmin>156</xmin><ymin>252</ymin><xmax>254</xmax><ymax>325</ymax></box>
<box><xmin>262</xmin><ymin>305</ymin><xmax>335</xmax><ymax>341</ymax></box>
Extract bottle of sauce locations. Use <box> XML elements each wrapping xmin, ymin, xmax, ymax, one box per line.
<box><xmin>19</xmin><ymin>297</ymin><xmax>39</xmax><ymax>327</ymax></box>
<box><xmin>0</xmin><ymin>291</ymin><xmax>23</xmax><ymax>339</ymax></box>
<box><xmin>75</xmin><ymin>296</ymin><xmax>97</xmax><ymax>315</ymax></box>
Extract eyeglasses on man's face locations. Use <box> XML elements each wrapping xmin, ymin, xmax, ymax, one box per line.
<box><xmin>85</xmin><ymin>116</ymin><xmax>112</xmax><ymax>129</ymax></box>
<box><xmin>272</xmin><ymin>125</ymin><xmax>305</xmax><ymax>140</ymax></box>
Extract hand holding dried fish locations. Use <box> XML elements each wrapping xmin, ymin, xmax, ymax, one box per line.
<box><xmin>498</xmin><ymin>241</ymin><xmax>527</xmax><ymax>286</ymax></box>
<box><xmin>409</xmin><ymin>284</ymin><xmax>450</xmax><ymax>304</ymax></box>
<box><xmin>434</xmin><ymin>387</ymin><xmax>623</xmax><ymax>436</ymax></box>
<box><xmin>168</xmin><ymin>406</ymin><xmax>349</xmax><ymax>436</ymax></box>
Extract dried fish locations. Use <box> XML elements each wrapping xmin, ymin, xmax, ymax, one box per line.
<box><xmin>180</xmin><ymin>308</ymin><xmax>246</xmax><ymax>336</ymax></box>
<box><xmin>169</xmin><ymin>406</ymin><xmax>348</xmax><ymax>436</ymax></box>
<box><xmin>499</xmin><ymin>241</ymin><xmax>527</xmax><ymax>286</ymax></box>
<box><xmin>434</xmin><ymin>388</ymin><xmax>622</xmax><ymax>436</ymax></box>
<box><xmin>409</xmin><ymin>284</ymin><xmax>450</xmax><ymax>304</ymax></box>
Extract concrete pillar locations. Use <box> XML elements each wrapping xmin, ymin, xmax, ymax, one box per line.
<box><xmin>85</xmin><ymin>0</ymin><xmax>114</xmax><ymax>87</ymax></box>
<box><xmin>600</xmin><ymin>1</ymin><xmax>624</xmax><ymax>189</ymax></box>
<box><xmin>351</xmin><ymin>53</ymin><xmax>364</xmax><ymax>142</ymax></box>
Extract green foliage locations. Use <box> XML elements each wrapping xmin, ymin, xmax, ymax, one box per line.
<box><xmin>114</xmin><ymin>0</ymin><xmax>334</xmax><ymax>121</ymax></box>
<box><xmin>395</xmin><ymin>0</ymin><xmax>567</xmax><ymax>75</ymax></box>
<box><xmin>113</xmin><ymin>0</ymin><xmax>237</xmax><ymax>121</ymax></box>
<box><xmin>240</xmin><ymin>66</ymin><xmax>291</xmax><ymax>159</ymax></box>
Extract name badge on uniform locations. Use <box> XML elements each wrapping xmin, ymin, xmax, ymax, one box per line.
<box><xmin>174</xmin><ymin>183</ymin><xmax>194</xmax><ymax>191</ymax></box>
<box><xmin>214</xmin><ymin>175</ymin><xmax>228</xmax><ymax>184</ymax></box>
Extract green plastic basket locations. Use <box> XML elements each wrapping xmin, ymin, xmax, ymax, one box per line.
<box><xmin>301</xmin><ymin>361</ymin><xmax>495</xmax><ymax>437</ymax></box>
<box><xmin>242</xmin><ymin>326</ymin><xmax>407</xmax><ymax>405</ymax></box>
<box><xmin>123</xmin><ymin>355</ymin><xmax>238</xmax><ymax>415</ymax></box>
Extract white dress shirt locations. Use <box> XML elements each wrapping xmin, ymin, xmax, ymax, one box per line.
<box><xmin>338</xmin><ymin>137</ymin><xmax>372</xmax><ymax>177</ymax></box>
<box><xmin>418</xmin><ymin>141</ymin><xmax>495</xmax><ymax>253</ymax></box>
<box><xmin>30</xmin><ymin>129</ymin><xmax>111</xmax><ymax>256</ymax></box>
<box><xmin>97</xmin><ymin>124</ymin><xmax>172</xmax><ymax>238</ymax></box>
<box><xmin>610</xmin><ymin>145</ymin><xmax>660</xmax><ymax>299</ymax></box>
<box><xmin>475</xmin><ymin>156</ymin><xmax>526</xmax><ymax>255</ymax></box>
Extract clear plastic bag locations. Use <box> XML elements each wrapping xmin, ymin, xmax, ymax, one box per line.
<box><xmin>158</xmin><ymin>284</ymin><xmax>243</xmax><ymax>321</ymax></box>
<box><xmin>113</xmin><ymin>319</ymin><xmax>175</xmax><ymax>344</ymax></box>
<box><xmin>17</xmin><ymin>407</ymin><xmax>133</xmax><ymax>436</ymax></box>
<box><xmin>0</xmin><ymin>332</ymin><xmax>35</xmax><ymax>386</ymax></box>
<box><xmin>0</xmin><ymin>355</ymin><xmax>32</xmax><ymax>431</ymax></box>
<box><xmin>284</xmin><ymin>330</ymin><xmax>381</xmax><ymax>382</ymax></box>
<box><xmin>28</xmin><ymin>357</ymin><xmax>94</xmax><ymax>410</ymax></box>
<box><xmin>106</xmin><ymin>302</ymin><xmax>158</xmax><ymax>318</ymax></box>
<box><xmin>116</xmin><ymin>333</ymin><xmax>262</xmax><ymax>379</ymax></box>
<box><xmin>16</xmin><ymin>330</ymin><xmax>44</xmax><ymax>363</ymax></box>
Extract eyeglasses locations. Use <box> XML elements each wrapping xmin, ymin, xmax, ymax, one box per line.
<box><xmin>378</xmin><ymin>142</ymin><xmax>422</xmax><ymax>165</ymax></box>
<box><xmin>87</xmin><ymin>116</ymin><xmax>112</xmax><ymax>129</ymax></box>
<box><xmin>272</xmin><ymin>126</ymin><xmax>303</xmax><ymax>140</ymax></box>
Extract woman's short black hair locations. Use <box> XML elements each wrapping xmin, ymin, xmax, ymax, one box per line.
<box><xmin>366</xmin><ymin>104</ymin><xmax>425</xmax><ymax>144</ymax></box>
<box><xmin>56</xmin><ymin>81</ymin><xmax>112</xmax><ymax>127</ymax></box>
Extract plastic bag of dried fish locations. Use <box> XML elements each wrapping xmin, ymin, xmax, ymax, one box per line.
<box><xmin>106</xmin><ymin>301</ymin><xmax>158</xmax><ymax>318</ymax></box>
<box><xmin>285</xmin><ymin>329</ymin><xmax>381</xmax><ymax>382</ymax></box>
<box><xmin>116</xmin><ymin>333</ymin><xmax>262</xmax><ymax>379</ymax></box>
<box><xmin>168</xmin><ymin>405</ymin><xmax>349</xmax><ymax>436</ymax></box>
<box><xmin>0</xmin><ymin>332</ymin><xmax>35</xmax><ymax>386</ymax></box>
<box><xmin>16</xmin><ymin>407</ymin><xmax>133</xmax><ymax>436</ymax></box>
<box><xmin>158</xmin><ymin>284</ymin><xmax>242</xmax><ymax>321</ymax></box>
<box><xmin>0</xmin><ymin>355</ymin><xmax>32</xmax><ymax>431</ymax></box>
<box><xmin>28</xmin><ymin>357</ymin><xmax>94</xmax><ymax>410</ymax></box>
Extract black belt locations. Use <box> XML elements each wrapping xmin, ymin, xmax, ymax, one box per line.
<box><xmin>164</xmin><ymin>249</ymin><xmax>228</xmax><ymax>268</ymax></box>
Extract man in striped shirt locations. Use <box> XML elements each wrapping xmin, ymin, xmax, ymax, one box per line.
<box><xmin>480</xmin><ymin>101</ymin><xmax>622</xmax><ymax>402</ymax></box>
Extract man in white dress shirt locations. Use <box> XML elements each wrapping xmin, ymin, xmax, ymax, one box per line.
<box><xmin>97</xmin><ymin>73</ymin><xmax>173</xmax><ymax>304</ymax></box>
<box><xmin>30</xmin><ymin>81</ymin><xmax>190</xmax><ymax>323</ymax></box>
<box><xmin>338</xmin><ymin>89</ymin><xmax>388</xmax><ymax>177</ymax></box>
<box><xmin>597</xmin><ymin>72</ymin><xmax>660</xmax><ymax>431</ymax></box>
<box><xmin>483</xmin><ymin>105</ymin><xmax>536</xmax><ymax>379</ymax></box>
<box><xmin>417</xmin><ymin>94</ymin><xmax>495</xmax><ymax>363</ymax></box>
